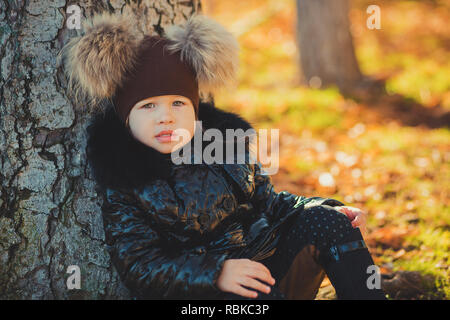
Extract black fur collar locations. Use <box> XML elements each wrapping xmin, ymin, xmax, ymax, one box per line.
<box><xmin>86</xmin><ymin>100</ymin><xmax>255</xmax><ymax>190</ymax></box>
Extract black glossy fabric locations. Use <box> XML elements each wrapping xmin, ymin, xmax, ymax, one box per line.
<box><xmin>86</xmin><ymin>100</ymin><xmax>346</xmax><ymax>299</ymax></box>
<box><xmin>221</xmin><ymin>204</ymin><xmax>356</xmax><ymax>300</ymax></box>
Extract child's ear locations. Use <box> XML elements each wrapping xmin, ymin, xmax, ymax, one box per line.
<box><xmin>125</xmin><ymin>117</ymin><xmax>133</xmax><ymax>135</ymax></box>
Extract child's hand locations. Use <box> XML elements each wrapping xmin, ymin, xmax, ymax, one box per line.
<box><xmin>216</xmin><ymin>259</ymin><xmax>276</xmax><ymax>298</ymax></box>
<box><xmin>334</xmin><ymin>206</ymin><xmax>367</xmax><ymax>234</ymax></box>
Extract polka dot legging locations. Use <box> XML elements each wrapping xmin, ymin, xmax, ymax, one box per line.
<box><xmin>222</xmin><ymin>204</ymin><xmax>358</xmax><ymax>300</ymax></box>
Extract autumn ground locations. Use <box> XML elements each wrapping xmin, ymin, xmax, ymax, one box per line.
<box><xmin>202</xmin><ymin>0</ymin><xmax>450</xmax><ymax>299</ymax></box>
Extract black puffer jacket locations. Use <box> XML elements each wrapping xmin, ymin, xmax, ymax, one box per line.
<box><xmin>86</xmin><ymin>100</ymin><xmax>344</xmax><ymax>299</ymax></box>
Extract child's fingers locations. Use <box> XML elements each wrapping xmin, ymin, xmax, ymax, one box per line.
<box><xmin>244</xmin><ymin>265</ymin><xmax>275</xmax><ymax>286</ymax></box>
<box><xmin>351</xmin><ymin>215</ymin><xmax>360</xmax><ymax>227</ymax></box>
<box><xmin>245</xmin><ymin>260</ymin><xmax>275</xmax><ymax>284</ymax></box>
<box><xmin>248</xmin><ymin>260</ymin><xmax>272</xmax><ymax>276</ymax></box>
<box><xmin>351</xmin><ymin>215</ymin><xmax>366</xmax><ymax>229</ymax></box>
<box><xmin>232</xmin><ymin>284</ymin><xmax>258</xmax><ymax>299</ymax></box>
<box><xmin>338</xmin><ymin>206</ymin><xmax>366</xmax><ymax>223</ymax></box>
<box><xmin>345</xmin><ymin>211</ymin><xmax>358</xmax><ymax>220</ymax></box>
<box><xmin>240</xmin><ymin>276</ymin><xmax>271</xmax><ymax>295</ymax></box>
<box><xmin>335</xmin><ymin>206</ymin><xmax>353</xmax><ymax>218</ymax></box>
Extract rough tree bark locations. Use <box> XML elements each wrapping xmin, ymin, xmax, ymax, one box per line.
<box><xmin>0</xmin><ymin>0</ymin><xmax>202</xmax><ymax>300</ymax></box>
<box><xmin>295</xmin><ymin>0</ymin><xmax>363</xmax><ymax>92</ymax></box>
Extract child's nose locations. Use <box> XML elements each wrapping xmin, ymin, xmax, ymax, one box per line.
<box><xmin>158</xmin><ymin>105</ymin><xmax>175</xmax><ymax>123</ymax></box>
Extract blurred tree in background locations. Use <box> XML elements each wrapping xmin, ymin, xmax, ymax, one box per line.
<box><xmin>296</xmin><ymin>0</ymin><xmax>363</xmax><ymax>92</ymax></box>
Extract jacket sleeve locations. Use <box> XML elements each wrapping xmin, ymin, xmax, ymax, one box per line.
<box><xmin>251</xmin><ymin>161</ymin><xmax>345</xmax><ymax>224</ymax></box>
<box><xmin>101</xmin><ymin>187</ymin><xmax>229</xmax><ymax>299</ymax></box>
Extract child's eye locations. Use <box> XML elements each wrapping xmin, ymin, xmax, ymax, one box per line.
<box><xmin>173</xmin><ymin>100</ymin><xmax>185</xmax><ymax>106</ymax></box>
<box><xmin>141</xmin><ymin>101</ymin><xmax>184</xmax><ymax>109</ymax></box>
<box><xmin>142</xmin><ymin>103</ymin><xmax>155</xmax><ymax>109</ymax></box>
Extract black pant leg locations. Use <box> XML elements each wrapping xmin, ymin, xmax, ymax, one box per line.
<box><xmin>220</xmin><ymin>204</ymin><xmax>383</xmax><ymax>300</ymax></box>
<box><xmin>260</xmin><ymin>204</ymin><xmax>356</xmax><ymax>282</ymax></box>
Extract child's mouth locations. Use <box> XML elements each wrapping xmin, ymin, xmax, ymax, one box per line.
<box><xmin>155</xmin><ymin>131</ymin><xmax>175</xmax><ymax>143</ymax></box>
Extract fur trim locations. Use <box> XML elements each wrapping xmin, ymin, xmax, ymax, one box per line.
<box><xmin>86</xmin><ymin>100</ymin><xmax>255</xmax><ymax>190</ymax></box>
<box><xmin>60</xmin><ymin>12</ymin><xmax>239</xmax><ymax>111</ymax></box>
<box><xmin>60</xmin><ymin>13</ymin><xmax>142</xmax><ymax>109</ymax></box>
<box><xmin>164</xmin><ymin>14</ymin><xmax>240</xmax><ymax>101</ymax></box>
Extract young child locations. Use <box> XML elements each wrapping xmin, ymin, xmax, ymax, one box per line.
<box><xmin>62</xmin><ymin>13</ymin><xmax>386</xmax><ymax>300</ymax></box>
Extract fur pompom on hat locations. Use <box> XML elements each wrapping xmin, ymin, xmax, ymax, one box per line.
<box><xmin>61</xmin><ymin>12</ymin><xmax>240</xmax><ymax>123</ymax></box>
<box><xmin>164</xmin><ymin>14</ymin><xmax>240</xmax><ymax>102</ymax></box>
<box><xmin>60</xmin><ymin>13</ymin><xmax>143</xmax><ymax>109</ymax></box>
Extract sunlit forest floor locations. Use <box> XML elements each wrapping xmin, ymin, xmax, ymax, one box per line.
<box><xmin>203</xmin><ymin>0</ymin><xmax>449</xmax><ymax>299</ymax></box>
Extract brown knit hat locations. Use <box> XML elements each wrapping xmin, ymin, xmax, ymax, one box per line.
<box><xmin>61</xmin><ymin>12</ymin><xmax>240</xmax><ymax>124</ymax></box>
<box><xmin>113</xmin><ymin>36</ymin><xmax>199</xmax><ymax>123</ymax></box>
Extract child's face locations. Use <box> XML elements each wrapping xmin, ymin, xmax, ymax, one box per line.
<box><xmin>127</xmin><ymin>95</ymin><xmax>196</xmax><ymax>154</ymax></box>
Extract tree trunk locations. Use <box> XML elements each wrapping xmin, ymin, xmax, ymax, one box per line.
<box><xmin>295</xmin><ymin>0</ymin><xmax>362</xmax><ymax>92</ymax></box>
<box><xmin>0</xmin><ymin>0</ymin><xmax>201</xmax><ymax>300</ymax></box>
